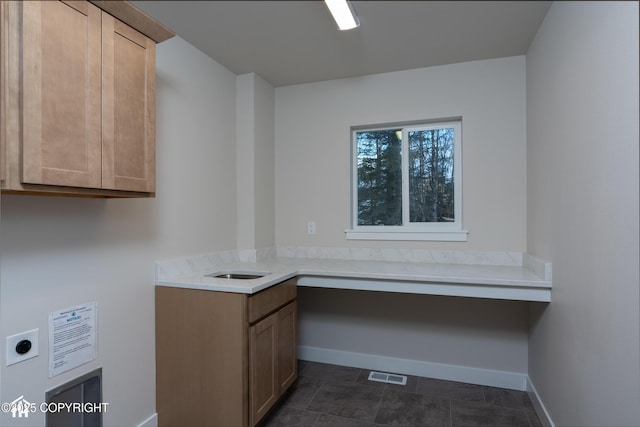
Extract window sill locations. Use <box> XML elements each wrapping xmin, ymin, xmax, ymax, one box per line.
<box><xmin>345</xmin><ymin>229</ymin><xmax>469</xmax><ymax>242</ymax></box>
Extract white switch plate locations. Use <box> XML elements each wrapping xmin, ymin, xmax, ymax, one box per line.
<box><xmin>307</xmin><ymin>221</ymin><xmax>317</xmax><ymax>235</ymax></box>
<box><xmin>6</xmin><ymin>329</ymin><xmax>39</xmax><ymax>366</ymax></box>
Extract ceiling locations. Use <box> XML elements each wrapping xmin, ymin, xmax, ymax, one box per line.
<box><xmin>132</xmin><ymin>1</ymin><xmax>552</xmax><ymax>87</ymax></box>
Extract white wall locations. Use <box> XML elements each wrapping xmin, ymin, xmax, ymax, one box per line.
<box><xmin>154</xmin><ymin>38</ymin><xmax>238</xmax><ymax>260</ymax></box>
<box><xmin>526</xmin><ymin>2</ymin><xmax>640</xmax><ymax>426</ymax></box>
<box><xmin>253</xmin><ymin>75</ymin><xmax>276</xmax><ymax>250</ymax></box>
<box><xmin>275</xmin><ymin>57</ymin><xmax>530</xmax><ymax>385</ymax></box>
<box><xmin>275</xmin><ymin>56</ymin><xmax>527</xmax><ymax>251</ymax></box>
<box><xmin>236</xmin><ymin>73</ymin><xmax>275</xmax><ymax>251</ymax></box>
<box><xmin>0</xmin><ymin>36</ymin><xmax>238</xmax><ymax>427</ymax></box>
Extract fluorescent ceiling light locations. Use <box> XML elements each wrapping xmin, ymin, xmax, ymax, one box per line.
<box><xmin>325</xmin><ymin>0</ymin><xmax>360</xmax><ymax>30</ymax></box>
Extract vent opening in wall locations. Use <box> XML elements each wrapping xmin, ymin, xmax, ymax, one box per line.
<box><xmin>45</xmin><ymin>368</ymin><xmax>102</xmax><ymax>427</ymax></box>
<box><xmin>367</xmin><ymin>371</ymin><xmax>407</xmax><ymax>385</ymax></box>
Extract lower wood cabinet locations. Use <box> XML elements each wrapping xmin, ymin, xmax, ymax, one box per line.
<box><xmin>156</xmin><ymin>279</ymin><xmax>297</xmax><ymax>427</ymax></box>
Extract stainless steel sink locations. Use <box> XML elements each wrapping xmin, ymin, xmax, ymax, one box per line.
<box><xmin>204</xmin><ymin>271</ymin><xmax>269</xmax><ymax>280</ymax></box>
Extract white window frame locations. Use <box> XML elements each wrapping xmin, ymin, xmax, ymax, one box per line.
<box><xmin>346</xmin><ymin>119</ymin><xmax>468</xmax><ymax>241</ymax></box>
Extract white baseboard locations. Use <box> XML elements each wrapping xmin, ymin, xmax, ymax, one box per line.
<box><xmin>137</xmin><ymin>413</ymin><xmax>158</xmax><ymax>427</ymax></box>
<box><xmin>298</xmin><ymin>345</ymin><xmax>528</xmax><ymax>391</ymax></box>
<box><xmin>527</xmin><ymin>377</ymin><xmax>555</xmax><ymax>427</ymax></box>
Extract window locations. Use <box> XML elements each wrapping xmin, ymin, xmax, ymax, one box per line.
<box><xmin>347</xmin><ymin>120</ymin><xmax>467</xmax><ymax>241</ymax></box>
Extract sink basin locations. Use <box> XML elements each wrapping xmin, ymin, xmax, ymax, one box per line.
<box><xmin>204</xmin><ymin>271</ymin><xmax>270</xmax><ymax>280</ymax></box>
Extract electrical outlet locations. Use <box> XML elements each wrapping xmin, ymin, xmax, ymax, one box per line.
<box><xmin>307</xmin><ymin>221</ymin><xmax>317</xmax><ymax>235</ymax></box>
<box><xmin>6</xmin><ymin>329</ymin><xmax>39</xmax><ymax>366</ymax></box>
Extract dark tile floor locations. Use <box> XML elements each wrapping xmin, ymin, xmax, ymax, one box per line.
<box><xmin>262</xmin><ymin>361</ymin><xmax>543</xmax><ymax>427</ymax></box>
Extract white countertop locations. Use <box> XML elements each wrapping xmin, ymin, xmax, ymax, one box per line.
<box><xmin>155</xmin><ymin>255</ymin><xmax>552</xmax><ymax>302</ymax></box>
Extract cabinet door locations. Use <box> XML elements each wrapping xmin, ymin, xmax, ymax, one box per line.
<box><xmin>249</xmin><ymin>312</ymin><xmax>278</xmax><ymax>427</ymax></box>
<box><xmin>102</xmin><ymin>13</ymin><xmax>155</xmax><ymax>193</ymax></box>
<box><xmin>249</xmin><ymin>301</ymin><xmax>297</xmax><ymax>427</ymax></box>
<box><xmin>277</xmin><ymin>301</ymin><xmax>297</xmax><ymax>392</ymax></box>
<box><xmin>22</xmin><ymin>1</ymin><xmax>102</xmax><ymax>188</ymax></box>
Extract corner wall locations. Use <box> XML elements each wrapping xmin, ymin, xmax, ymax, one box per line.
<box><xmin>526</xmin><ymin>2</ymin><xmax>640</xmax><ymax>425</ymax></box>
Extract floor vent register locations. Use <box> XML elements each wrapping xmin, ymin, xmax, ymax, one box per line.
<box><xmin>367</xmin><ymin>371</ymin><xmax>407</xmax><ymax>385</ymax></box>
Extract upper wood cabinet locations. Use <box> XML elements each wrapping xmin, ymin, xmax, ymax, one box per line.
<box><xmin>0</xmin><ymin>0</ymin><xmax>173</xmax><ymax>197</ymax></box>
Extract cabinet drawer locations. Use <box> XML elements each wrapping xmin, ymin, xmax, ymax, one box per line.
<box><xmin>248</xmin><ymin>279</ymin><xmax>296</xmax><ymax>324</ymax></box>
